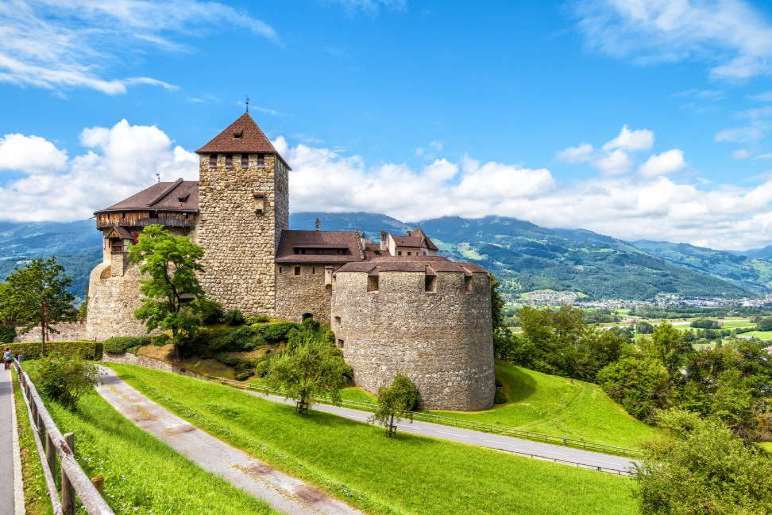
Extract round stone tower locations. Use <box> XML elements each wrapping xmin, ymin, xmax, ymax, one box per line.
<box><xmin>331</xmin><ymin>257</ymin><xmax>495</xmax><ymax>411</ymax></box>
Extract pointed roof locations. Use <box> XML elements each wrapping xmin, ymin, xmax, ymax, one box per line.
<box><xmin>196</xmin><ymin>113</ymin><xmax>290</xmax><ymax>168</ymax></box>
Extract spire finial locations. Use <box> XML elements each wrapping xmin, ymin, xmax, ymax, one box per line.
<box><xmin>315</xmin><ymin>217</ymin><xmax>321</xmax><ymax>231</ymax></box>
<box><xmin>245</xmin><ymin>95</ymin><xmax>250</xmax><ymax>113</ymax></box>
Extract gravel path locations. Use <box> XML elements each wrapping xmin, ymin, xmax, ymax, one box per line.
<box><xmin>245</xmin><ymin>390</ymin><xmax>638</xmax><ymax>475</ymax></box>
<box><xmin>96</xmin><ymin>367</ymin><xmax>360</xmax><ymax>515</ymax></box>
<box><xmin>0</xmin><ymin>367</ymin><xmax>22</xmax><ymax>515</ymax></box>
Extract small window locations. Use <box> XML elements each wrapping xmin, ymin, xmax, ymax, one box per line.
<box><xmin>294</xmin><ymin>266</ymin><xmax>301</xmax><ymax>276</ymax></box>
<box><xmin>407</xmin><ymin>252</ymin><xmax>412</xmax><ymax>256</ymax></box>
<box><xmin>225</xmin><ymin>155</ymin><xmax>233</xmax><ymax>169</ymax></box>
<box><xmin>337</xmin><ymin>339</ymin><xmax>344</xmax><ymax>348</ymax></box>
<box><xmin>425</xmin><ymin>275</ymin><xmax>437</xmax><ymax>292</ymax></box>
<box><xmin>367</xmin><ymin>275</ymin><xmax>379</xmax><ymax>292</ymax></box>
<box><xmin>312</xmin><ymin>267</ymin><xmax>316</xmax><ymax>274</ymax></box>
<box><xmin>334</xmin><ymin>316</ymin><xmax>341</xmax><ymax>325</ymax></box>
<box><xmin>241</xmin><ymin>154</ymin><xmax>249</xmax><ymax>168</ymax></box>
<box><xmin>464</xmin><ymin>275</ymin><xmax>473</xmax><ymax>293</ymax></box>
<box><xmin>279</xmin><ymin>266</ymin><xmax>285</xmax><ymax>274</ymax></box>
<box><xmin>209</xmin><ymin>154</ymin><xmax>217</xmax><ymax>168</ymax></box>
<box><xmin>257</xmin><ymin>154</ymin><xmax>265</xmax><ymax>167</ymax></box>
<box><xmin>398</xmin><ymin>251</ymin><xmax>402</xmax><ymax>256</ymax></box>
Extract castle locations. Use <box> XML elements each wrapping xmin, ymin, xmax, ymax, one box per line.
<box><xmin>85</xmin><ymin>113</ymin><xmax>495</xmax><ymax>410</ymax></box>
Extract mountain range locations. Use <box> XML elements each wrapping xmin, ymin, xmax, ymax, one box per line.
<box><xmin>2</xmin><ymin>213</ymin><xmax>772</xmax><ymax>302</ymax></box>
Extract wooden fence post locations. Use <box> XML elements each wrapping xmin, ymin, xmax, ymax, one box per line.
<box><xmin>61</xmin><ymin>433</ymin><xmax>75</xmax><ymax>515</ymax></box>
<box><xmin>45</xmin><ymin>432</ymin><xmax>56</xmax><ymax>473</ymax></box>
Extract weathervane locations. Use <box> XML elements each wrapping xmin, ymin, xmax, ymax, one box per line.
<box><xmin>245</xmin><ymin>95</ymin><xmax>250</xmax><ymax>113</ymax></box>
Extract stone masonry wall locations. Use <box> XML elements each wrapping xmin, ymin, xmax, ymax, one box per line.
<box><xmin>275</xmin><ymin>264</ymin><xmax>333</xmax><ymax>324</ymax></box>
<box><xmin>331</xmin><ymin>270</ymin><xmax>495</xmax><ymax>411</ymax></box>
<box><xmin>85</xmin><ymin>262</ymin><xmax>148</xmax><ymax>340</ymax></box>
<box><xmin>197</xmin><ymin>154</ymin><xmax>288</xmax><ymax>315</ymax></box>
<box><xmin>15</xmin><ymin>321</ymin><xmax>86</xmax><ymax>342</ymax></box>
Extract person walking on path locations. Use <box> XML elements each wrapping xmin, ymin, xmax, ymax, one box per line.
<box><xmin>2</xmin><ymin>348</ymin><xmax>11</xmax><ymax>370</ymax></box>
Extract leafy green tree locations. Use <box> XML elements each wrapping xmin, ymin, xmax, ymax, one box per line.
<box><xmin>266</xmin><ymin>334</ymin><xmax>351</xmax><ymax>414</ymax></box>
<box><xmin>36</xmin><ymin>353</ymin><xmax>99</xmax><ymax>409</ymax></box>
<box><xmin>0</xmin><ymin>282</ymin><xmax>18</xmax><ymax>343</ymax></box>
<box><xmin>636</xmin><ymin>409</ymin><xmax>772</xmax><ymax>514</ymax></box>
<box><xmin>5</xmin><ymin>258</ymin><xmax>76</xmax><ymax>352</ymax></box>
<box><xmin>597</xmin><ymin>357</ymin><xmax>670</xmax><ymax>422</ymax></box>
<box><xmin>490</xmin><ymin>275</ymin><xmax>505</xmax><ymax>332</ymax></box>
<box><xmin>755</xmin><ymin>316</ymin><xmax>772</xmax><ymax>331</ymax></box>
<box><xmin>640</xmin><ymin>323</ymin><xmax>693</xmax><ymax>378</ymax></box>
<box><xmin>635</xmin><ymin>321</ymin><xmax>655</xmax><ymax>334</ymax></box>
<box><xmin>129</xmin><ymin>225</ymin><xmax>206</xmax><ymax>359</ymax></box>
<box><xmin>370</xmin><ymin>374</ymin><xmax>419</xmax><ymax>436</ymax></box>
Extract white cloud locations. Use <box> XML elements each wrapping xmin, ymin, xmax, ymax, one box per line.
<box><xmin>0</xmin><ymin>120</ymin><xmax>196</xmax><ymax>221</ymax></box>
<box><xmin>556</xmin><ymin>143</ymin><xmax>594</xmax><ymax>162</ymax></box>
<box><xmin>715</xmin><ymin>125</ymin><xmax>766</xmax><ymax>143</ymax></box>
<box><xmin>751</xmin><ymin>91</ymin><xmax>772</xmax><ymax>102</ymax></box>
<box><xmin>0</xmin><ymin>0</ymin><xmax>277</xmax><ymax>95</ymax></box>
<box><xmin>0</xmin><ymin>134</ymin><xmax>67</xmax><ymax>173</ymax></box>
<box><xmin>327</xmin><ymin>0</ymin><xmax>407</xmax><ymax>13</ymax></box>
<box><xmin>593</xmin><ymin>149</ymin><xmax>631</xmax><ymax>175</ymax></box>
<box><xmin>638</xmin><ymin>149</ymin><xmax>685</xmax><ymax>177</ymax></box>
<box><xmin>603</xmin><ymin>125</ymin><xmax>654</xmax><ymax>152</ymax></box>
<box><xmin>575</xmin><ymin>0</ymin><xmax>772</xmax><ymax>80</ymax></box>
<box><xmin>733</xmin><ymin>149</ymin><xmax>751</xmax><ymax>160</ymax></box>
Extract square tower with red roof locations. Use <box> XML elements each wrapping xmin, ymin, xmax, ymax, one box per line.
<box><xmin>195</xmin><ymin>113</ymin><xmax>290</xmax><ymax>315</ymax></box>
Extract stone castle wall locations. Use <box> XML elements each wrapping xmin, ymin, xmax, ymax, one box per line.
<box><xmin>15</xmin><ymin>321</ymin><xmax>86</xmax><ymax>342</ymax></box>
<box><xmin>85</xmin><ymin>262</ymin><xmax>147</xmax><ymax>341</ymax></box>
<box><xmin>197</xmin><ymin>154</ymin><xmax>288</xmax><ymax>315</ymax></box>
<box><xmin>275</xmin><ymin>264</ymin><xmax>333</xmax><ymax>323</ymax></box>
<box><xmin>331</xmin><ymin>270</ymin><xmax>495</xmax><ymax>411</ymax></box>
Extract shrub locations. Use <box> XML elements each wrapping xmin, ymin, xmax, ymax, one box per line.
<box><xmin>257</xmin><ymin>322</ymin><xmax>299</xmax><ymax>343</ymax></box>
<box><xmin>35</xmin><ymin>353</ymin><xmax>99</xmax><ymax>409</ymax></box>
<box><xmin>223</xmin><ymin>309</ymin><xmax>245</xmax><ymax>326</ymax></box>
<box><xmin>371</xmin><ymin>374</ymin><xmax>419</xmax><ymax>436</ymax></box>
<box><xmin>690</xmin><ymin>318</ymin><xmax>720</xmax><ymax>329</ymax></box>
<box><xmin>494</xmin><ymin>380</ymin><xmax>507</xmax><ymax>404</ymax></box>
<box><xmin>235</xmin><ymin>369</ymin><xmax>255</xmax><ymax>381</ymax></box>
<box><xmin>103</xmin><ymin>336</ymin><xmax>151</xmax><ymax>354</ymax></box>
<box><xmin>9</xmin><ymin>340</ymin><xmax>102</xmax><ymax>361</ymax></box>
<box><xmin>246</xmin><ymin>314</ymin><xmax>270</xmax><ymax>324</ymax></box>
<box><xmin>0</xmin><ymin>325</ymin><xmax>15</xmax><ymax>343</ymax></box>
<box><xmin>198</xmin><ymin>298</ymin><xmax>224</xmax><ymax>325</ymax></box>
<box><xmin>597</xmin><ymin>357</ymin><xmax>670</xmax><ymax>422</ymax></box>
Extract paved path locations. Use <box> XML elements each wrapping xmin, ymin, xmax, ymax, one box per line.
<box><xmin>96</xmin><ymin>368</ymin><xmax>360</xmax><ymax>515</ymax></box>
<box><xmin>245</xmin><ymin>390</ymin><xmax>638</xmax><ymax>475</ymax></box>
<box><xmin>0</xmin><ymin>367</ymin><xmax>22</xmax><ymax>515</ymax></box>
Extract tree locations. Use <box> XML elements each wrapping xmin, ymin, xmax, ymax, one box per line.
<box><xmin>36</xmin><ymin>353</ymin><xmax>99</xmax><ymax>409</ymax></box>
<box><xmin>266</xmin><ymin>334</ymin><xmax>351</xmax><ymax>414</ymax></box>
<box><xmin>370</xmin><ymin>374</ymin><xmax>419</xmax><ymax>436</ymax></box>
<box><xmin>129</xmin><ymin>225</ymin><xmax>206</xmax><ymax>359</ymax></box>
<box><xmin>490</xmin><ymin>275</ymin><xmax>505</xmax><ymax>332</ymax></box>
<box><xmin>756</xmin><ymin>316</ymin><xmax>772</xmax><ymax>331</ymax></box>
<box><xmin>0</xmin><ymin>282</ymin><xmax>18</xmax><ymax>343</ymax></box>
<box><xmin>636</xmin><ymin>409</ymin><xmax>772</xmax><ymax>514</ymax></box>
<box><xmin>640</xmin><ymin>323</ymin><xmax>693</xmax><ymax>378</ymax></box>
<box><xmin>597</xmin><ymin>357</ymin><xmax>670</xmax><ymax>422</ymax></box>
<box><xmin>5</xmin><ymin>258</ymin><xmax>76</xmax><ymax>352</ymax></box>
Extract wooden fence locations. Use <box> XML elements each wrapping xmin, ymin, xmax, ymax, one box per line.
<box><xmin>13</xmin><ymin>360</ymin><xmax>114</xmax><ymax>515</ymax></box>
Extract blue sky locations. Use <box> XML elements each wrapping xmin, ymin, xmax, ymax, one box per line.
<box><xmin>2</xmin><ymin>0</ymin><xmax>772</xmax><ymax>249</ymax></box>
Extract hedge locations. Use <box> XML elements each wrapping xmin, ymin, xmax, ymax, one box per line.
<box><xmin>103</xmin><ymin>336</ymin><xmax>152</xmax><ymax>354</ymax></box>
<box><xmin>7</xmin><ymin>340</ymin><xmax>103</xmax><ymax>361</ymax></box>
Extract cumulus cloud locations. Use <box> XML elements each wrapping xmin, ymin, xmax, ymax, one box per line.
<box><xmin>575</xmin><ymin>0</ymin><xmax>772</xmax><ymax>80</ymax></box>
<box><xmin>639</xmin><ymin>149</ymin><xmax>685</xmax><ymax>177</ymax></box>
<box><xmin>0</xmin><ymin>120</ymin><xmax>196</xmax><ymax>221</ymax></box>
<box><xmin>602</xmin><ymin>125</ymin><xmax>654</xmax><ymax>152</ymax></box>
<box><xmin>733</xmin><ymin>149</ymin><xmax>751</xmax><ymax>160</ymax></box>
<box><xmin>556</xmin><ymin>143</ymin><xmax>594</xmax><ymax>163</ymax></box>
<box><xmin>593</xmin><ymin>149</ymin><xmax>631</xmax><ymax>175</ymax></box>
<box><xmin>0</xmin><ymin>134</ymin><xmax>67</xmax><ymax>173</ymax></box>
<box><xmin>0</xmin><ymin>0</ymin><xmax>277</xmax><ymax>94</ymax></box>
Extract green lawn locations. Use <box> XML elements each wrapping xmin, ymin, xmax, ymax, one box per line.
<box><xmin>22</xmin><ymin>364</ymin><xmax>272</xmax><ymax>514</ymax></box>
<box><xmin>719</xmin><ymin>318</ymin><xmax>755</xmax><ymax>329</ymax></box>
<box><xmin>110</xmin><ymin>363</ymin><xmax>639</xmax><ymax>515</ymax></box>
<box><xmin>738</xmin><ymin>330</ymin><xmax>772</xmax><ymax>341</ymax></box>
<box><xmin>431</xmin><ymin>363</ymin><xmax>659</xmax><ymax>450</ymax></box>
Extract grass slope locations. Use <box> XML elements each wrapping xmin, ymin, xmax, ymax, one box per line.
<box><xmin>22</xmin><ymin>364</ymin><xmax>272</xmax><ymax>514</ymax></box>
<box><xmin>11</xmin><ymin>371</ymin><xmax>52</xmax><ymax>515</ymax></box>
<box><xmin>110</xmin><ymin>363</ymin><xmax>639</xmax><ymax>515</ymax></box>
<box><xmin>431</xmin><ymin>363</ymin><xmax>659</xmax><ymax>450</ymax></box>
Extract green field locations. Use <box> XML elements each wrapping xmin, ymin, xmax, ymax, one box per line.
<box><xmin>110</xmin><ymin>363</ymin><xmax>639</xmax><ymax>514</ymax></box>
<box><xmin>21</xmin><ymin>364</ymin><xmax>272</xmax><ymax>514</ymax></box>
<box><xmin>738</xmin><ymin>330</ymin><xmax>772</xmax><ymax>341</ymax></box>
<box><xmin>719</xmin><ymin>318</ymin><xmax>755</xmax><ymax>329</ymax></box>
<box><xmin>431</xmin><ymin>363</ymin><xmax>658</xmax><ymax>450</ymax></box>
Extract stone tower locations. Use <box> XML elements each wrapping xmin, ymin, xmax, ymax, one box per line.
<box><xmin>196</xmin><ymin>113</ymin><xmax>290</xmax><ymax>315</ymax></box>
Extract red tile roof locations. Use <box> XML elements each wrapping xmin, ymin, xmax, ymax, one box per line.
<box><xmin>195</xmin><ymin>113</ymin><xmax>290</xmax><ymax>168</ymax></box>
<box><xmin>391</xmin><ymin>228</ymin><xmax>438</xmax><ymax>251</ymax></box>
<box><xmin>95</xmin><ymin>180</ymin><xmax>199</xmax><ymax>214</ymax></box>
<box><xmin>336</xmin><ymin>255</ymin><xmax>487</xmax><ymax>274</ymax></box>
<box><xmin>275</xmin><ymin>230</ymin><xmax>365</xmax><ymax>264</ymax></box>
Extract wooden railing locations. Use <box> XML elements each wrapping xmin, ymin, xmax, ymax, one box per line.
<box><xmin>13</xmin><ymin>360</ymin><xmax>114</xmax><ymax>515</ymax></box>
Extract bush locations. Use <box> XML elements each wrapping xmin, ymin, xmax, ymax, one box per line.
<box><xmin>9</xmin><ymin>340</ymin><xmax>102</xmax><ymax>360</ymax></box>
<box><xmin>235</xmin><ymin>369</ymin><xmax>255</xmax><ymax>381</ymax></box>
<box><xmin>103</xmin><ymin>336</ymin><xmax>151</xmax><ymax>354</ymax></box>
<box><xmin>223</xmin><ymin>309</ymin><xmax>245</xmax><ymax>326</ymax></box>
<box><xmin>0</xmin><ymin>325</ymin><xmax>15</xmax><ymax>343</ymax></box>
<box><xmin>257</xmin><ymin>322</ymin><xmax>300</xmax><ymax>344</ymax></box>
<box><xmin>198</xmin><ymin>298</ymin><xmax>224</xmax><ymax>325</ymax></box>
<box><xmin>35</xmin><ymin>353</ymin><xmax>99</xmax><ymax>409</ymax></box>
<box><xmin>756</xmin><ymin>316</ymin><xmax>772</xmax><ymax>331</ymax></box>
<box><xmin>494</xmin><ymin>380</ymin><xmax>507</xmax><ymax>404</ymax></box>
<box><xmin>246</xmin><ymin>314</ymin><xmax>270</xmax><ymax>324</ymax></box>
<box><xmin>597</xmin><ymin>357</ymin><xmax>670</xmax><ymax>422</ymax></box>
<box><xmin>690</xmin><ymin>318</ymin><xmax>720</xmax><ymax>329</ymax></box>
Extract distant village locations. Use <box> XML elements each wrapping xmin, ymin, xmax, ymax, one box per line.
<box><xmin>517</xmin><ymin>289</ymin><xmax>772</xmax><ymax>309</ymax></box>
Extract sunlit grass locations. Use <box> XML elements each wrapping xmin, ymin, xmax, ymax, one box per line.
<box><xmin>109</xmin><ymin>363</ymin><xmax>639</xmax><ymax>515</ymax></box>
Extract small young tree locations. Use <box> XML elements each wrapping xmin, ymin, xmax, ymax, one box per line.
<box><xmin>129</xmin><ymin>224</ymin><xmax>205</xmax><ymax>359</ymax></box>
<box><xmin>370</xmin><ymin>374</ymin><xmax>419</xmax><ymax>437</ymax></box>
<box><xmin>5</xmin><ymin>258</ymin><xmax>76</xmax><ymax>353</ymax></box>
<box><xmin>37</xmin><ymin>353</ymin><xmax>99</xmax><ymax>409</ymax></box>
<box><xmin>636</xmin><ymin>409</ymin><xmax>772</xmax><ymax>514</ymax></box>
<box><xmin>266</xmin><ymin>334</ymin><xmax>351</xmax><ymax>414</ymax></box>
